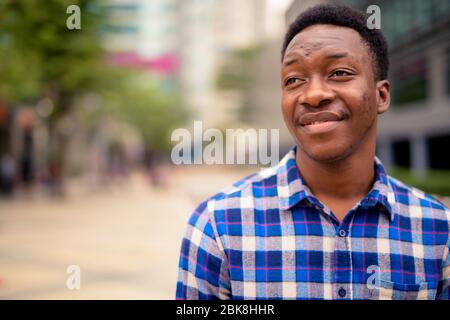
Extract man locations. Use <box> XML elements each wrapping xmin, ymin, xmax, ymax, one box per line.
<box><xmin>176</xmin><ymin>4</ymin><xmax>450</xmax><ymax>300</ymax></box>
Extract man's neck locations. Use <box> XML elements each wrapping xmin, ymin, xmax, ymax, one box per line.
<box><xmin>295</xmin><ymin>142</ymin><xmax>376</xmax><ymax>202</ymax></box>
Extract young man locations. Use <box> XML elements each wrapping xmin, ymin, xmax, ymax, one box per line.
<box><xmin>176</xmin><ymin>4</ymin><xmax>450</xmax><ymax>300</ymax></box>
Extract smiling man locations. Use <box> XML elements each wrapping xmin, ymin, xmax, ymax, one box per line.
<box><xmin>176</xmin><ymin>4</ymin><xmax>450</xmax><ymax>300</ymax></box>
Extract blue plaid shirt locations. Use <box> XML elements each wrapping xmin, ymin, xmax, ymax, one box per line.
<box><xmin>176</xmin><ymin>147</ymin><xmax>450</xmax><ymax>300</ymax></box>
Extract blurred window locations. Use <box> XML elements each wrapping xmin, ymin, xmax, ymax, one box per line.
<box><xmin>102</xmin><ymin>24</ymin><xmax>139</xmax><ymax>34</ymax></box>
<box><xmin>428</xmin><ymin>133</ymin><xmax>450</xmax><ymax>170</ymax></box>
<box><xmin>447</xmin><ymin>46</ymin><xmax>450</xmax><ymax>96</ymax></box>
<box><xmin>380</xmin><ymin>0</ymin><xmax>450</xmax><ymax>46</ymax></box>
<box><xmin>103</xmin><ymin>4</ymin><xmax>140</xmax><ymax>12</ymax></box>
<box><xmin>392</xmin><ymin>139</ymin><xmax>411</xmax><ymax>168</ymax></box>
<box><xmin>391</xmin><ymin>54</ymin><xmax>428</xmax><ymax>106</ymax></box>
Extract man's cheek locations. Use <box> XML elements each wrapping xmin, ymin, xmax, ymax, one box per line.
<box><xmin>281</xmin><ymin>102</ymin><xmax>294</xmax><ymax>124</ymax></box>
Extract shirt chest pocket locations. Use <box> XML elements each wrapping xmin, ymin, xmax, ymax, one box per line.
<box><xmin>368</xmin><ymin>279</ymin><xmax>436</xmax><ymax>300</ymax></box>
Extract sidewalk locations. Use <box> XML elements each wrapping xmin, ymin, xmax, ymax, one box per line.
<box><xmin>0</xmin><ymin>166</ymin><xmax>249</xmax><ymax>299</ymax></box>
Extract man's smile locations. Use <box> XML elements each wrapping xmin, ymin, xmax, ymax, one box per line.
<box><xmin>298</xmin><ymin>110</ymin><xmax>347</xmax><ymax>134</ymax></box>
<box><xmin>300</xmin><ymin>118</ymin><xmax>345</xmax><ymax>134</ymax></box>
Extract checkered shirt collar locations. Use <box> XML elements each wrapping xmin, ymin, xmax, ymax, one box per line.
<box><xmin>276</xmin><ymin>146</ymin><xmax>396</xmax><ymax>222</ymax></box>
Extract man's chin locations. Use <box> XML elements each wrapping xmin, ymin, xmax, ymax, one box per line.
<box><xmin>298</xmin><ymin>145</ymin><xmax>351</xmax><ymax>164</ymax></box>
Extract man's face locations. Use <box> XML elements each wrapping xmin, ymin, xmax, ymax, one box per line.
<box><xmin>281</xmin><ymin>24</ymin><xmax>390</xmax><ymax>163</ymax></box>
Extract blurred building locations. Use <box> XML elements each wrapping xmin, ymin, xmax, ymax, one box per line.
<box><xmin>102</xmin><ymin>0</ymin><xmax>177</xmax><ymax>57</ymax></box>
<box><xmin>101</xmin><ymin>0</ymin><xmax>179</xmax><ymax>92</ymax></box>
<box><xmin>341</xmin><ymin>0</ymin><xmax>450</xmax><ymax>176</ymax></box>
<box><xmin>178</xmin><ymin>0</ymin><xmax>268</xmax><ymax>127</ymax></box>
<box><xmin>246</xmin><ymin>37</ymin><xmax>293</xmax><ymax>153</ymax></box>
<box><xmin>101</xmin><ymin>0</ymin><xmax>269</xmax><ymax>127</ymax></box>
<box><xmin>286</xmin><ymin>0</ymin><xmax>333</xmax><ymax>25</ymax></box>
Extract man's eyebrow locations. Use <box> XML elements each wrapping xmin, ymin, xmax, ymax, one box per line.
<box><xmin>283</xmin><ymin>52</ymin><xmax>353</xmax><ymax>66</ymax></box>
<box><xmin>282</xmin><ymin>57</ymin><xmax>298</xmax><ymax>66</ymax></box>
<box><xmin>324</xmin><ymin>52</ymin><xmax>351</xmax><ymax>59</ymax></box>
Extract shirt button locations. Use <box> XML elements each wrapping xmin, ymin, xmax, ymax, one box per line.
<box><xmin>338</xmin><ymin>229</ymin><xmax>347</xmax><ymax>237</ymax></box>
<box><xmin>338</xmin><ymin>288</ymin><xmax>347</xmax><ymax>298</ymax></box>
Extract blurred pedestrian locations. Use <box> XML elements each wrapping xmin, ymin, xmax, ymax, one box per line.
<box><xmin>0</xmin><ymin>153</ymin><xmax>16</xmax><ymax>196</ymax></box>
<box><xmin>20</xmin><ymin>128</ymin><xmax>34</xmax><ymax>193</ymax></box>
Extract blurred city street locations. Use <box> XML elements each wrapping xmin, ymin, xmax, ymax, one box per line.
<box><xmin>0</xmin><ymin>166</ymin><xmax>252</xmax><ymax>299</ymax></box>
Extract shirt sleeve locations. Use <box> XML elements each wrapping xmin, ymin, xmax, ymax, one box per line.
<box><xmin>176</xmin><ymin>200</ymin><xmax>231</xmax><ymax>300</ymax></box>
<box><xmin>436</xmin><ymin>236</ymin><xmax>450</xmax><ymax>300</ymax></box>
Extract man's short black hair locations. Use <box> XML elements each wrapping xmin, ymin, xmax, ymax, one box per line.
<box><xmin>282</xmin><ymin>4</ymin><xmax>389</xmax><ymax>80</ymax></box>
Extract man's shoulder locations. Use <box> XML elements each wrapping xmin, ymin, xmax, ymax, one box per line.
<box><xmin>387</xmin><ymin>175</ymin><xmax>450</xmax><ymax>223</ymax></box>
<box><xmin>193</xmin><ymin>165</ymin><xmax>279</xmax><ymax>216</ymax></box>
<box><xmin>213</xmin><ymin>165</ymin><xmax>278</xmax><ymax>203</ymax></box>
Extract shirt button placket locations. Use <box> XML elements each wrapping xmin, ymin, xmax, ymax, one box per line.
<box><xmin>334</xmin><ymin>227</ymin><xmax>351</xmax><ymax>299</ymax></box>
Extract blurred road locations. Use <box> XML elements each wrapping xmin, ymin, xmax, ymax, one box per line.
<box><xmin>0</xmin><ymin>166</ymin><xmax>252</xmax><ymax>299</ymax></box>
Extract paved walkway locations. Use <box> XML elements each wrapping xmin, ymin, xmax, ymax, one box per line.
<box><xmin>0</xmin><ymin>166</ymin><xmax>251</xmax><ymax>299</ymax></box>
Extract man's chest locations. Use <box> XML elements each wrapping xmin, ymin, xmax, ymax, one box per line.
<box><xmin>221</xmin><ymin>208</ymin><xmax>445</xmax><ymax>299</ymax></box>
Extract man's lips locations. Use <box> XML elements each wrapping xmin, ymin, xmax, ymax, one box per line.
<box><xmin>299</xmin><ymin>111</ymin><xmax>344</xmax><ymax>126</ymax></box>
<box><xmin>300</xmin><ymin>120</ymin><xmax>343</xmax><ymax>134</ymax></box>
<box><xmin>297</xmin><ymin>111</ymin><xmax>346</xmax><ymax>134</ymax></box>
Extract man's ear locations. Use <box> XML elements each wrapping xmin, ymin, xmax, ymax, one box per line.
<box><xmin>376</xmin><ymin>80</ymin><xmax>390</xmax><ymax>114</ymax></box>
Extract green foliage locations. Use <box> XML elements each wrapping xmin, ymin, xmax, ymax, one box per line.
<box><xmin>0</xmin><ymin>0</ymin><xmax>187</xmax><ymax>153</ymax></box>
<box><xmin>0</xmin><ymin>45</ymin><xmax>41</xmax><ymax>103</ymax></box>
<box><xmin>388</xmin><ymin>166</ymin><xmax>450</xmax><ymax>196</ymax></box>
<box><xmin>100</xmin><ymin>69</ymin><xmax>187</xmax><ymax>152</ymax></box>
<box><xmin>0</xmin><ymin>0</ymin><xmax>106</xmax><ymax>107</ymax></box>
<box><xmin>392</xmin><ymin>77</ymin><xmax>427</xmax><ymax>106</ymax></box>
<box><xmin>216</xmin><ymin>46</ymin><xmax>260</xmax><ymax>122</ymax></box>
<box><xmin>216</xmin><ymin>47</ymin><xmax>258</xmax><ymax>90</ymax></box>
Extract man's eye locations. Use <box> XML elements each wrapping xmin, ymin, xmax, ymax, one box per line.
<box><xmin>330</xmin><ymin>70</ymin><xmax>352</xmax><ymax>77</ymax></box>
<box><xmin>285</xmin><ymin>77</ymin><xmax>301</xmax><ymax>86</ymax></box>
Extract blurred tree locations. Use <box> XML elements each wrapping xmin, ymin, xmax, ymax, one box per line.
<box><xmin>0</xmin><ymin>0</ymin><xmax>106</xmax><ymax>194</ymax></box>
<box><xmin>99</xmin><ymin>69</ymin><xmax>187</xmax><ymax>154</ymax></box>
<box><xmin>216</xmin><ymin>46</ymin><xmax>259</xmax><ymax>123</ymax></box>
<box><xmin>0</xmin><ymin>0</ymin><xmax>107</xmax><ymax>106</ymax></box>
<box><xmin>0</xmin><ymin>0</ymin><xmax>187</xmax><ymax>195</ymax></box>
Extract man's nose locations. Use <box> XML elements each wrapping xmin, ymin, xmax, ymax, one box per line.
<box><xmin>299</xmin><ymin>77</ymin><xmax>336</xmax><ymax>108</ymax></box>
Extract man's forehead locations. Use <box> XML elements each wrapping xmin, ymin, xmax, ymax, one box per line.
<box><xmin>284</xmin><ymin>24</ymin><xmax>364</xmax><ymax>58</ymax></box>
